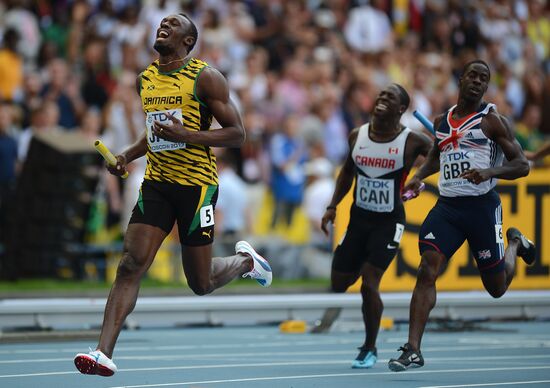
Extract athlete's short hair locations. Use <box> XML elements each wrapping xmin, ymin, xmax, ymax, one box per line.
<box><xmin>179</xmin><ymin>13</ymin><xmax>198</xmax><ymax>53</ymax></box>
<box><xmin>393</xmin><ymin>83</ymin><xmax>410</xmax><ymax>110</ymax></box>
<box><xmin>462</xmin><ymin>60</ymin><xmax>491</xmax><ymax>79</ymax></box>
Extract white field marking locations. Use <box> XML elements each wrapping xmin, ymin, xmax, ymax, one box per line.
<box><xmin>107</xmin><ymin>366</ymin><xmax>550</xmax><ymax>388</ymax></box>
<box><xmin>1</xmin><ymin>338</ymin><xmax>549</xmax><ymax>356</ymax></box>
<box><xmin>3</xmin><ymin>360</ymin><xmax>550</xmax><ymax>380</ymax></box>
<box><xmin>418</xmin><ymin>380</ymin><xmax>550</xmax><ymax>388</ymax></box>
<box><xmin>3</xmin><ymin>352</ymin><xmax>550</xmax><ymax>365</ymax></box>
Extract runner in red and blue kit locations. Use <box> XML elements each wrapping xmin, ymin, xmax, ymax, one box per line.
<box><xmin>389</xmin><ymin>60</ymin><xmax>537</xmax><ymax>372</ymax></box>
<box><xmin>320</xmin><ymin>84</ymin><xmax>431</xmax><ymax>369</ymax></box>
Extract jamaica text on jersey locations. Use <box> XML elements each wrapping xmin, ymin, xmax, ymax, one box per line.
<box><xmin>140</xmin><ymin>58</ymin><xmax>217</xmax><ymax>186</ymax></box>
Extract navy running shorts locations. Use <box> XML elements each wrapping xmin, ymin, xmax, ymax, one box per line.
<box><xmin>332</xmin><ymin>207</ymin><xmax>405</xmax><ymax>273</ymax></box>
<box><xmin>418</xmin><ymin>190</ymin><xmax>505</xmax><ymax>273</ymax></box>
<box><xmin>129</xmin><ymin>179</ymin><xmax>218</xmax><ymax>246</ymax></box>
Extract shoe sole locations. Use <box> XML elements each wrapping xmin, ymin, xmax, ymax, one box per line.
<box><xmin>74</xmin><ymin>354</ymin><xmax>115</xmax><ymax>377</ymax></box>
<box><xmin>236</xmin><ymin>241</ymin><xmax>272</xmax><ymax>287</ymax></box>
<box><xmin>388</xmin><ymin>361</ymin><xmax>407</xmax><ymax>372</ymax></box>
<box><xmin>388</xmin><ymin>360</ymin><xmax>423</xmax><ymax>372</ymax></box>
<box><xmin>518</xmin><ymin>236</ymin><xmax>536</xmax><ymax>265</ymax></box>
<box><xmin>506</xmin><ymin>228</ymin><xmax>536</xmax><ymax>265</ymax></box>
<box><xmin>351</xmin><ymin>362</ymin><xmax>376</xmax><ymax>369</ymax></box>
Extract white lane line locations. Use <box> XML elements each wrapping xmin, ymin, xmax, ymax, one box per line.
<box><xmin>107</xmin><ymin>366</ymin><xmax>550</xmax><ymax>388</ymax></box>
<box><xmin>3</xmin><ymin>352</ymin><xmax>550</xmax><ymax>365</ymax></box>
<box><xmin>1</xmin><ymin>341</ymin><xmax>549</xmax><ymax>356</ymax></box>
<box><xmin>418</xmin><ymin>380</ymin><xmax>550</xmax><ymax>388</ymax></box>
<box><xmin>3</xmin><ymin>361</ymin><xmax>550</xmax><ymax>380</ymax></box>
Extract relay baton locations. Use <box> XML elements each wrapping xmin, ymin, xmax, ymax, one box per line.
<box><xmin>402</xmin><ymin>110</ymin><xmax>433</xmax><ymax>201</ymax></box>
<box><xmin>413</xmin><ymin>110</ymin><xmax>435</xmax><ymax>135</ymax></box>
<box><xmin>402</xmin><ymin>182</ymin><xmax>425</xmax><ymax>201</ymax></box>
<box><xmin>94</xmin><ymin>140</ymin><xmax>129</xmax><ymax>178</ymax></box>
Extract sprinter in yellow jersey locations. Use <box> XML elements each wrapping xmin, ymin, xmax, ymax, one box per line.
<box><xmin>74</xmin><ymin>14</ymin><xmax>272</xmax><ymax>377</ymax></box>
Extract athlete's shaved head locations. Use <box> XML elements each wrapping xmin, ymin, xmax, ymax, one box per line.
<box><xmin>393</xmin><ymin>83</ymin><xmax>410</xmax><ymax>110</ymax></box>
<box><xmin>462</xmin><ymin>60</ymin><xmax>491</xmax><ymax>80</ymax></box>
<box><xmin>179</xmin><ymin>13</ymin><xmax>198</xmax><ymax>53</ymax></box>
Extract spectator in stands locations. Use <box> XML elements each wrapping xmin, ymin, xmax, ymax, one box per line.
<box><xmin>269</xmin><ymin>114</ymin><xmax>307</xmax><ymax>228</ymax></box>
<box><xmin>40</xmin><ymin>58</ymin><xmax>84</xmax><ymax>129</ymax></box>
<box><xmin>0</xmin><ymin>29</ymin><xmax>23</xmax><ymax>101</ymax></box>
<box><xmin>214</xmin><ymin>152</ymin><xmax>250</xmax><ymax>256</ymax></box>
<box><xmin>515</xmin><ymin>104</ymin><xmax>544</xmax><ymax>153</ymax></box>
<box><xmin>0</xmin><ymin>100</ymin><xmax>18</xmax><ymax>249</ymax></box>
<box><xmin>18</xmin><ymin>101</ymin><xmax>61</xmax><ymax>161</ymax></box>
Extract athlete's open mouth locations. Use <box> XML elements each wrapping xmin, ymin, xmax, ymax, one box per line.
<box><xmin>157</xmin><ymin>29</ymin><xmax>170</xmax><ymax>39</ymax></box>
<box><xmin>374</xmin><ymin>101</ymin><xmax>389</xmax><ymax>112</ymax></box>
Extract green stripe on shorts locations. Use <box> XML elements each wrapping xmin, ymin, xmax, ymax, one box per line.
<box><xmin>188</xmin><ymin>185</ymin><xmax>217</xmax><ymax>235</ymax></box>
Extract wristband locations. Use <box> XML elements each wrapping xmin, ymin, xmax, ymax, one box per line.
<box><xmin>326</xmin><ymin>206</ymin><xmax>336</xmax><ymax>210</ymax></box>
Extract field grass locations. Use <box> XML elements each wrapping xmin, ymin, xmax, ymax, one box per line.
<box><xmin>0</xmin><ymin>277</ymin><xmax>330</xmax><ymax>294</ymax></box>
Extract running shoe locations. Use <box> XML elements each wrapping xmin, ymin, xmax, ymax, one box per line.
<box><xmin>74</xmin><ymin>348</ymin><xmax>117</xmax><ymax>376</ymax></box>
<box><xmin>237</xmin><ymin>240</ymin><xmax>272</xmax><ymax>287</ymax></box>
<box><xmin>351</xmin><ymin>346</ymin><xmax>377</xmax><ymax>369</ymax></box>
<box><xmin>506</xmin><ymin>227</ymin><xmax>536</xmax><ymax>266</ymax></box>
<box><xmin>388</xmin><ymin>343</ymin><xmax>424</xmax><ymax>372</ymax></box>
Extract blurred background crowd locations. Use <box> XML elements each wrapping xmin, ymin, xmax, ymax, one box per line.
<box><xmin>0</xmin><ymin>0</ymin><xmax>549</xmax><ymax>281</ymax></box>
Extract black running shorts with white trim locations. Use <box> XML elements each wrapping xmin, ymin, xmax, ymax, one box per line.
<box><xmin>332</xmin><ymin>206</ymin><xmax>405</xmax><ymax>273</ymax></box>
<box><xmin>129</xmin><ymin>179</ymin><xmax>218</xmax><ymax>246</ymax></box>
<box><xmin>418</xmin><ymin>190</ymin><xmax>505</xmax><ymax>273</ymax></box>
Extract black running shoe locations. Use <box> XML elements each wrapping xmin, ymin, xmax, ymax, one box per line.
<box><xmin>506</xmin><ymin>227</ymin><xmax>536</xmax><ymax>266</ymax></box>
<box><xmin>388</xmin><ymin>343</ymin><xmax>424</xmax><ymax>372</ymax></box>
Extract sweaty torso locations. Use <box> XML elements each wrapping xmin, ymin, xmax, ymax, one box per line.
<box><xmin>436</xmin><ymin>102</ymin><xmax>504</xmax><ymax>197</ymax></box>
<box><xmin>139</xmin><ymin>58</ymin><xmax>218</xmax><ymax>186</ymax></box>
<box><xmin>351</xmin><ymin>123</ymin><xmax>412</xmax><ymax>215</ymax></box>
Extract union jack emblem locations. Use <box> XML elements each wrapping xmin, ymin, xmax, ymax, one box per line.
<box><xmin>478</xmin><ymin>249</ymin><xmax>491</xmax><ymax>259</ymax></box>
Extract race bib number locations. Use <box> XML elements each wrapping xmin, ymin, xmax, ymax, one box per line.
<box><xmin>146</xmin><ymin>109</ymin><xmax>186</xmax><ymax>152</ymax></box>
<box><xmin>495</xmin><ymin>224</ymin><xmax>504</xmax><ymax>243</ymax></box>
<box><xmin>200</xmin><ymin>205</ymin><xmax>215</xmax><ymax>227</ymax></box>
<box><xmin>393</xmin><ymin>223</ymin><xmax>404</xmax><ymax>243</ymax></box>
<box><xmin>356</xmin><ymin>176</ymin><xmax>394</xmax><ymax>212</ymax></box>
<box><xmin>440</xmin><ymin>150</ymin><xmax>474</xmax><ymax>188</ymax></box>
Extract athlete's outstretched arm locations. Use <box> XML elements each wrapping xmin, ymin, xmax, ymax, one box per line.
<box><xmin>460</xmin><ymin>112</ymin><xmax>529</xmax><ymax>184</ymax></box>
<box><xmin>152</xmin><ymin>67</ymin><xmax>245</xmax><ymax>148</ymax></box>
<box><xmin>402</xmin><ymin>115</ymin><xmax>443</xmax><ymax>195</ymax></box>
<box><xmin>321</xmin><ymin>129</ymin><xmax>358</xmax><ymax>236</ymax></box>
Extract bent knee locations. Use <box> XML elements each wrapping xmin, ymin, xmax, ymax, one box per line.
<box><xmin>360</xmin><ymin>282</ymin><xmax>380</xmax><ymax>295</ymax></box>
<box><xmin>331</xmin><ymin>284</ymin><xmax>349</xmax><ymax>293</ymax></box>
<box><xmin>117</xmin><ymin>253</ymin><xmax>144</xmax><ymax>279</ymax></box>
<box><xmin>417</xmin><ymin>253</ymin><xmax>444</xmax><ymax>284</ymax></box>
<box><xmin>188</xmin><ymin>281</ymin><xmax>213</xmax><ymax>296</ymax></box>
<box><xmin>486</xmin><ymin>287</ymin><xmax>506</xmax><ymax>299</ymax></box>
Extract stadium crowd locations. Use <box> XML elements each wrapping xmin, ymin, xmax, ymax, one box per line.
<box><xmin>0</xmin><ymin>0</ymin><xmax>549</xmax><ymax>278</ymax></box>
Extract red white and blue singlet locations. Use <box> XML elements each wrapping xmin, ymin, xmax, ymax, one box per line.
<box><xmin>436</xmin><ymin>102</ymin><xmax>504</xmax><ymax>197</ymax></box>
<box><xmin>419</xmin><ymin>102</ymin><xmax>506</xmax><ymax>273</ymax></box>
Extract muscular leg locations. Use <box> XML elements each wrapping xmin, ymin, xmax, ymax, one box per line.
<box><xmin>309</xmin><ymin>270</ymin><xmax>359</xmax><ymax>333</ymax></box>
<box><xmin>98</xmin><ymin>224</ymin><xmax>168</xmax><ymax>358</ymax></box>
<box><xmin>359</xmin><ymin>262</ymin><xmax>385</xmax><ymax>350</ymax></box>
<box><xmin>331</xmin><ymin>269</ymin><xmax>360</xmax><ymax>293</ymax></box>
<box><xmin>408</xmin><ymin>250</ymin><xmax>446</xmax><ymax>350</ymax></box>
<box><xmin>181</xmin><ymin>244</ymin><xmax>252</xmax><ymax>295</ymax></box>
<box><xmin>480</xmin><ymin>238</ymin><xmax>520</xmax><ymax>298</ymax></box>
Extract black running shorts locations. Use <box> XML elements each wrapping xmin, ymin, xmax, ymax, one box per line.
<box><xmin>418</xmin><ymin>190</ymin><xmax>505</xmax><ymax>273</ymax></box>
<box><xmin>129</xmin><ymin>179</ymin><xmax>218</xmax><ymax>246</ymax></box>
<box><xmin>332</xmin><ymin>207</ymin><xmax>406</xmax><ymax>273</ymax></box>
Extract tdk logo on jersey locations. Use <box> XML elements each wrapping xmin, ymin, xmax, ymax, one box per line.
<box><xmin>355</xmin><ymin>156</ymin><xmax>396</xmax><ymax>169</ymax></box>
<box><xmin>443</xmin><ymin>151</ymin><xmax>472</xmax><ymax>162</ymax></box>
<box><xmin>144</xmin><ymin>96</ymin><xmax>183</xmax><ymax>105</ymax></box>
<box><xmin>148</xmin><ymin>110</ymin><xmax>179</xmax><ymax>121</ymax></box>
<box><xmin>361</xmin><ymin>179</ymin><xmax>390</xmax><ymax>189</ymax></box>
